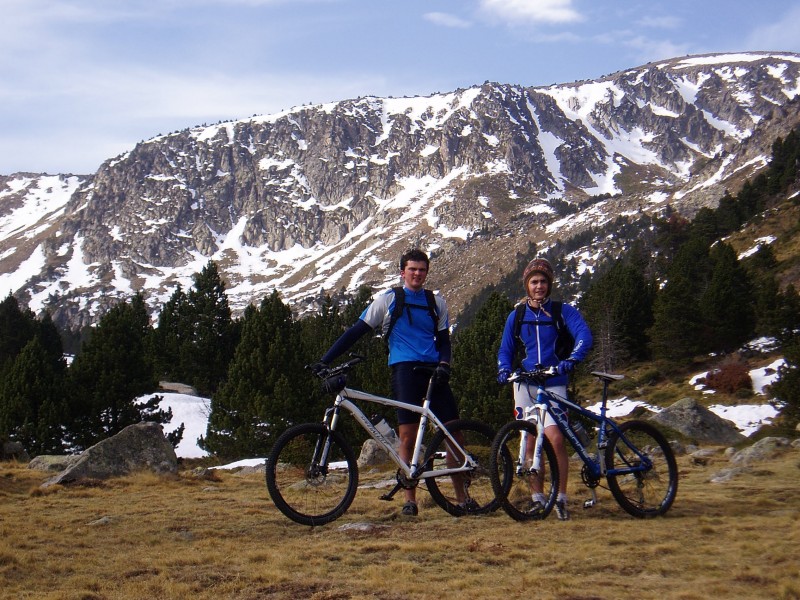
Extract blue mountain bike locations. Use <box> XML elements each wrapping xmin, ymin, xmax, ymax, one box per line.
<box><xmin>489</xmin><ymin>366</ymin><xmax>678</xmax><ymax>520</ymax></box>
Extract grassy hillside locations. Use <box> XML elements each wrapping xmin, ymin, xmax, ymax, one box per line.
<box><xmin>2</xmin><ymin>444</ymin><xmax>798</xmax><ymax>599</ymax></box>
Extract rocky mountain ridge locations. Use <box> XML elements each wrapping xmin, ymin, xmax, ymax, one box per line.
<box><xmin>2</xmin><ymin>51</ymin><xmax>800</xmax><ymax>330</ymax></box>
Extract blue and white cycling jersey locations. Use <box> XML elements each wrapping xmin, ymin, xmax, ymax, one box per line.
<box><xmin>360</xmin><ymin>287</ymin><xmax>449</xmax><ymax>365</ymax></box>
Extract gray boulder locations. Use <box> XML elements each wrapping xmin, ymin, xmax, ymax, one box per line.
<box><xmin>28</xmin><ymin>454</ymin><xmax>81</xmax><ymax>472</ymax></box>
<box><xmin>729</xmin><ymin>436</ymin><xmax>792</xmax><ymax>465</ymax></box>
<box><xmin>42</xmin><ymin>422</ymin><xmax>177</xmax><ymax>487</ymax></box>
<box><xmin>2</xmin><ymin>440</ymin><xmax>30</xmax><ymax>462</ymax></box>
<box><xmin>650</xmin><ymin>397</ymin><xmax>746</xmax><ymax>445</ymax></box>
<box><xmin>710</xmin><ymin>436</ymin><xmax>794</xmax><ymax>483</ymax></box>
<box><xmin>357</xmin><ymin>438</ymin><xmax>395</xmax><ymax>468</ymax></box>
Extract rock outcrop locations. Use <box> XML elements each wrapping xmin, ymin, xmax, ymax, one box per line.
<box><xmin>41</xmin><ymin>422</ymin><xmax>177</xmax><ymax>487</ymax></box>
<box><xmin>650</xmin><ymin>397</ymin><xmax>747</xmax><ymax>445</ymax></box>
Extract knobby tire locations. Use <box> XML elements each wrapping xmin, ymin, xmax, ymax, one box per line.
<box><xmin>265</xmin><ymin>422</ymin><xmax>358</xmax><ymax>526</ymax></box>
<box><xmin>604</xmin><ymin>420</ymin><xmax>678</xmax><ymax>518</ymax></box>
<box><xmin>489</xmin><ymin>419</ymin><xmax>559</xmax><ymax>521</ymax></box>
<box><xmin>424</xmin><ymin>419</ymin><xmax>500</xmax><ymax>517</ymax></box>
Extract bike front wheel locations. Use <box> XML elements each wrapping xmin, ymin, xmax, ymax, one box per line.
<box><xmin>489</xmin><ymin>420</ymin><xmax>559</xmax><ymax>521</ymax></box>
<box><xmin>265</xmin><ymin>422</ymin><xmax>359</xmax><ymax>526</ymax></box>
<box><xmin>605</xmin><ymin>420</ymin><xmax>678</xmax><ymax>518</ymax></box>
<box><xmin>424</xmin><ymin>419</ymin><xmax>499</xmax><ymax>517</ymax></box>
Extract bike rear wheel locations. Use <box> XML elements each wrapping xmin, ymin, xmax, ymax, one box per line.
<box><xmin>489</xmin><ymin>420</ymin><xmax>559</xmax><ymax>521</ymax></box>
<box><xmin>266</xmin><ymin>422</ymin><xmax>358</xmax><ymax>526</ymax></box>
<box><xmin>424</xmin><ymin>419</ymin><xmax>499</xmax><ymax>517</ymax></box>
<box><xmin>605</xmin><ymin>420</ymin><xmax>678</xmax><ymax>518</ymax></box>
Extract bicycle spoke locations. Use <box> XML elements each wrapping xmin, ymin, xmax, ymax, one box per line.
<box><xmin>424</xmin><ymin>419</ymin><xmax>499</xmax><ymax>517</ymax></box>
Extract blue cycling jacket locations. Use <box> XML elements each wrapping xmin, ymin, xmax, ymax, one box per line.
<box><xmin>497</xmin><ymin>298</ymin><xmax>593</xmax><ymax>387</ymax></box>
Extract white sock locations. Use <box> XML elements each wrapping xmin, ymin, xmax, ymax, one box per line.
<box><xmin>557</xmin><ymin>492</ymin><xmax>568</xmax><ymax>503</ymax></box>
<box><xmin>532</xmin><ymin>493</ymin><xmax>546</xmax><ymax>504</ymax></box>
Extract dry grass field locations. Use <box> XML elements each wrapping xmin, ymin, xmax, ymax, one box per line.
<box><xmin>2</xmin><ymin>446</ymin><xmax>799</xmax><ymax>600</ymax></box>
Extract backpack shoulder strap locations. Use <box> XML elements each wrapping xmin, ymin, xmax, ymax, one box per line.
<box><xmin>512</xmin><ymin>302</ymin><xmax>526</xmax><ymax>343</ymax></box>
<box><xmin>385</xmin><ymin>287</ymin><xmax>404</xmax><ymax>339</ymax></box>
<box><xmin>423</xmin><ymin>289</ymin><xmax>438</xmax><ymax>330</ymax></box>
<box><xmin>385</xmin><ymin>287</ymin><xmax>439</xmax><ymax>339</ymax></box>
<box><xmin>550</xmin><ymin>301</ymin><xmax>564</xmax><ymax>329</ymax></box>
<box><xmin>511</xmin><ymin>302</ymin><xmax>527</xmax><ymax>367</ymax></box>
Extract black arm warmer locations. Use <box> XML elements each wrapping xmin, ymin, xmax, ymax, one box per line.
<box><xmin>321</xmin><ymin>319</ymin><xmax>372</xmax><ymax>365</ymax></box>
<box><xmin>437</xmin><ymin>327</ymin><xmax>452</xmax><ymax>364</ymax></box>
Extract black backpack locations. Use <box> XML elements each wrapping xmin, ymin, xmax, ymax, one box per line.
<box><xmin>512</xmin><ymin>300</ymin><xmax>575</xmax><ymax>364</ymax></box>
<box><xmin>385</xmin><ymin>287</ymin><xmax>439</xmax><ymax>344</ymax></box>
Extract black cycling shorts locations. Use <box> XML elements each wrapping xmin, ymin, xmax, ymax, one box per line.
<box><xmin>391</xmin><ymin>361</ymin><xmax>459</xmax><ymax>426</ymax></box>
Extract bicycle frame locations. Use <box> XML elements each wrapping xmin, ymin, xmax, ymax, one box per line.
<box><xmin>493</xmin><ymin>367</ymin><xmax>678</xmax><ymax>520</ymax></box>
<box><xmin>516</xmin><ymin>372</ymin><xmax>654</xmax><ymax>482</ymax></box>
<box><xmin>322</xmin><ymin>384</ymin><xmax>479</xmax><ymax>482</ymax></box>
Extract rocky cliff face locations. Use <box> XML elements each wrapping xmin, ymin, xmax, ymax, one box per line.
<box><xmin>2</xmin><ymin>52</ymin><xmax>800</xmax><ymax>329</ymax></box>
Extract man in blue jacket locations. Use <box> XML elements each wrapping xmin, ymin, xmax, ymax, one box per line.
<box><xmin>496</xmin><ymin>257</ymin><xmax>593</xmax><ymax>520</ymax></box>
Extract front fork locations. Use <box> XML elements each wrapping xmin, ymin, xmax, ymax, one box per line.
<box><xmin>314</xmin><ymin>405</ymin><xmax>341</xmax><ymax>472</ymax></box>
<box><xmin>519</xmin><ymin>405</ymin><xmax>546</xmax><ymax>475</ymax></box>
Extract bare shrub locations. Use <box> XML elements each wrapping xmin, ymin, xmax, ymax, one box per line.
<box><xmin>706</xmin><ymin>358</ymin><xmax>753</xmax><ymax>394</ymax></box>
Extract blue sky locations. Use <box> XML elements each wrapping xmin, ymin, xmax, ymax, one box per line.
<box><xmin>2</xmin><ymin>0</ymin><xmax>799</xmax><ymax>176</ymax></box>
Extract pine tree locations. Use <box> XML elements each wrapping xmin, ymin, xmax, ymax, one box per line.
<box><xmin>152</xmin><ymin>283</ymin><xmax>190</xmax><ymax>381</ymax></box>
<box><xmin>201</xmin><ymin>291</ymin><xmax>309</xmax><ymax>458</ymax></box>
<box><xmin>180</xmin><ymin>261</ymin><xmax>236</xmax><ymax>396</ymax></box>
<box><xmin>451</xmin><ymin>290</ymin><xmax>514</xmax><ymax>429</ymax></box>
<box><xmin>769</xmin><ymin>337</ymin><xmax>800</xmax><ymax>431</ymax></box>
<box><xmin>649</xmin><ymin>237</ymin><xmax>712</xmax><ymax>360</ymax></box>
<box><xmin>0</xmin><ymin>294</ymin><xmax>36</xmax><ymax>372</ymax></box>
<box><xmin>581</xmin><ymin>256</ymin><xmax>654</xmax><ymax>370</ymax></box>
<box><xmin>698</xmin><ymin>242</ymin><xmax>754</xmax><ymax>352</ymax></box>
<box><xmin>774</xmin><ymin>285</ymin><xmax>800</xmax><ymax>346</ymax></box>
<box><xmin>712</xmin><ymin>194</ymin><xmax>743</xmax><ymax>237</ymax></box>
<box><xmin>0</xmin><ymin>337</ymin><xmax>68</xmax><ymax>455</ymax></box>
<box><xmin>151</xmin><ymin>262</ymin><xmax>238</xmax><ymax>395</ymax></box>
<box><xmin>66</xmin><ymin>294</ymin><xmax>159</xmax><ymax>450</ymax></box>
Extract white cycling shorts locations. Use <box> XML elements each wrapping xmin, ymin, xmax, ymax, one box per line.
<box><xmin>512</xmin><ymin>382</ymin><xmax>567</xmax><ymax>428</ymax></box>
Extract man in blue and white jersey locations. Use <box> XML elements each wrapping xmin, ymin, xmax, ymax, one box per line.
<box><xmin>313</xmin><ymin>248</ymin><xmax>457</xmax><ymax>516</ymax></box>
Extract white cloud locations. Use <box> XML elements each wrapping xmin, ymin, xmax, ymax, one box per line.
<box><xmin>531</xmin><ymin>31</ymin><xmax>583</xmax><ymax>44</ymax></box>
<box><xmin>424</xmin><ymin>12</ymin><xmax>471</xmax><ymax>29</ymax></box>
<box><xmin>479</xmin><ymin>0</ymin><xmax>583</xmax><ymax>25</ymax></box>
<box><xmin>746</xmin><ymin>5</ymin><xmax>800</xmax><ymax>52</ymax></box>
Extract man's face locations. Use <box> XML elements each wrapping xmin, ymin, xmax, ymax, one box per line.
<box><xmin>401</xmin><ymin>260</ymin><xmax>428</xmax><ymax>291</ymax></box>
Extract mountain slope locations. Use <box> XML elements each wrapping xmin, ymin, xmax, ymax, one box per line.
<box><xmin>2</xmin><ymin>52</ymin><xmax>800</xmax><ymax>329</ymax></box>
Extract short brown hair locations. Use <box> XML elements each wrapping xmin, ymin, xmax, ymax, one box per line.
<box><xmin>400</xmin><ymin>248</ymin><xmax>430</xmax><ymax>270</ymax></box>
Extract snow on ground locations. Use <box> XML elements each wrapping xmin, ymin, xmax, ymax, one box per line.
<box><xmin>139</xmin><ymin>392</ymin><xmax>211</xmax><ymax>459</ymax></box>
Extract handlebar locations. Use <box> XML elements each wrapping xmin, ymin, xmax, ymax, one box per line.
<box><xmin>307</xmin><ymin>354</ymin><xmax>365</xmax><ymax>379</ymax></box>
<box><xmin>307</xmin><ymin>354</ymin><xmax>365</xmax><ymax>393</ymax></box>
<box><xmin>508</xmin><ymin>365</ymin><xmax>559</xmax><ymax>384</ymax></box>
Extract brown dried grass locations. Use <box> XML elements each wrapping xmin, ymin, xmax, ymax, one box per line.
<box><xmin>1</xmin><ymin>448</ymin><xmax>799</xmax><ymax>600</ymax></box>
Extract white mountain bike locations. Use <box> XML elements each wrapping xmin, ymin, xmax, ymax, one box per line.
<box><xmin>265</xmin><ymin>355</ymin><xmax>503</xmax><ymax>525</ymax></box>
